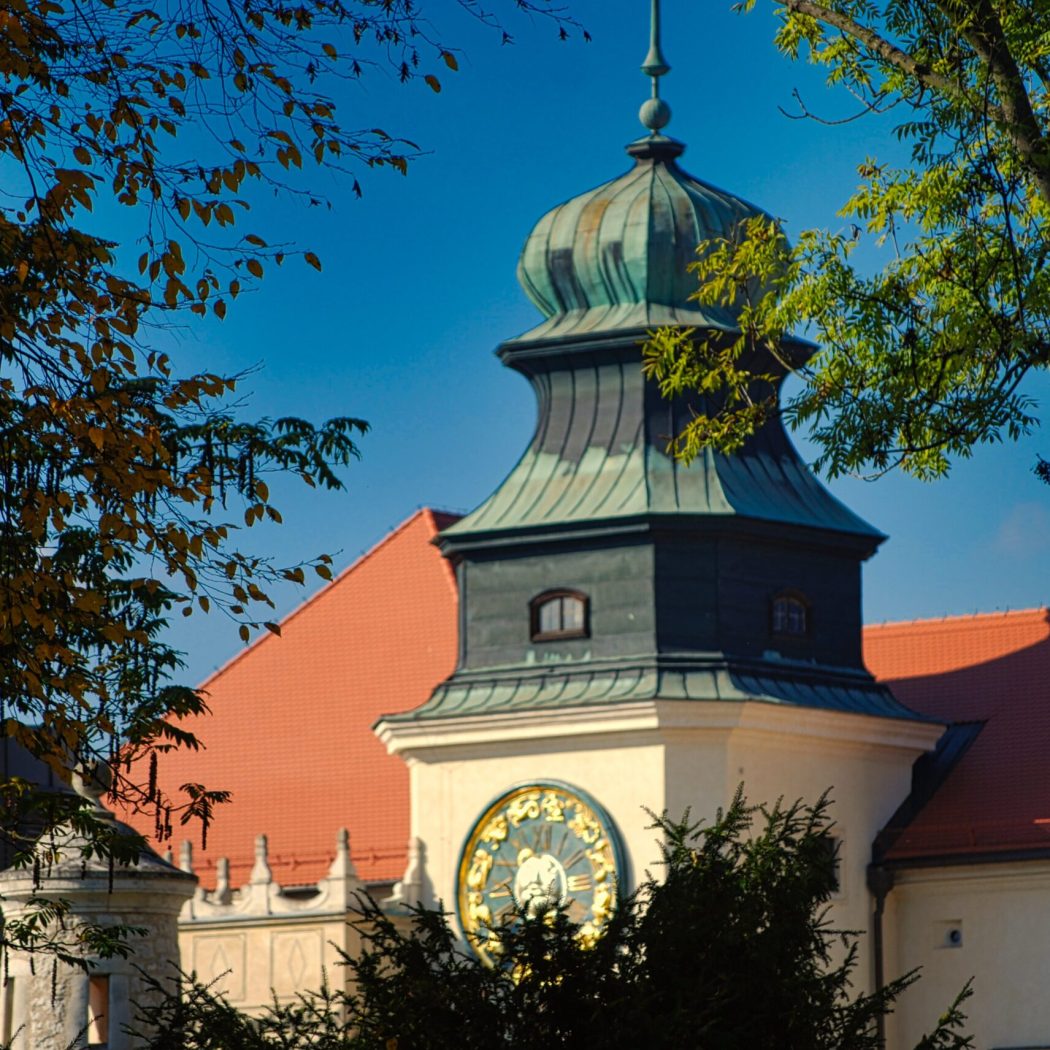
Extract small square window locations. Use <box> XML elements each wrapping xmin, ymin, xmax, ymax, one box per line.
<box><xmin>530</xmin><ymin>590</ymin><xmax>589</xmax><ymax>641</ymax></box>
<box><xmin>771</xmin><ymin>592</ymin><xmax>809</xmax><ymax>637</ymax></box>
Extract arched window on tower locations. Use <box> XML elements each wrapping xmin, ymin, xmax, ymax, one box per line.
<box><xmin>530</xmin><ymin>590</ymin><xmax>589</xmax><ymax>641</ymax></box>
<box><xmin>771</xmin><ymin>591</ymin><xmax>809</xmax><ymax>638</ymax></box>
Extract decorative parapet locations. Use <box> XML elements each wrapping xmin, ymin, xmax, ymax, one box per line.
<box><xmin>174</xmin><ymin>830</ymin><xmax>428</xmax><ymax>1013</ymax></box>
<box><xmin>179</xmin><ymin>828</ymin><xmax>365</xmax><ymax>923</ymax></box>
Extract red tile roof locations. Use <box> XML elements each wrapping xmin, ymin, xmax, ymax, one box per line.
<box><xmin>864</xmin><ymin>609</ymin><xmax>1050</xmax><ymax>862</ymax></box>
<box><xmin>126</xmin><ymin>508</ymin><xmax>460</xmax><ymax>888</ymax></box>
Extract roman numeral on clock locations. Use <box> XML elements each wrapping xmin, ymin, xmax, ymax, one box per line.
<box><xmin>562</xmin><ymin>847</ymin><xmax>589</xmax><ymax>871</ymax></box>
<box><xmin>567</xmin><ymin>873</ymin><xmax>591</xmax><ymax>894</ymax></box>
<box><xmin>533</xmin><ymin>823</ymin><xmax>553</xmax><ymax>852</ymax></box>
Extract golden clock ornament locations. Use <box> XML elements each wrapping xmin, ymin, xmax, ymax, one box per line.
<box><xmin>456</xmin><ymin>782</ymin><xmax>625</xmax><ymax>964</ymax></box>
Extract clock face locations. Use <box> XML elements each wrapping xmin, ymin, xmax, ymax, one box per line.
<box><xmin>456</xmin><ymin>782</ymin><xmax>624</xmax><ymax>964</ymax></box>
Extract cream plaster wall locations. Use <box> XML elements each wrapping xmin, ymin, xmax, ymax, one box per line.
<box><xmin>713</xmin><ymin>722</ymin><xmax>929</xmax><ymax>990</ymax></box>
<box><xmin>381</xmin><ymin>698</ymin><xmax>943</xmax><ymax>986</ymax></box>
<box><xmin>406</xmin><ymin>738</ymin><xmax>671</xmax><ymax>913</ymax></box>
<box><xmin>884</xmin><ymin>861</ymin><xmax>1050</xmax><ymax>1050</ymax></box>
<box><xmin>180</xmin><ymin>914</ymin><xmax>366</xmax><ymax>1014</ymax></box>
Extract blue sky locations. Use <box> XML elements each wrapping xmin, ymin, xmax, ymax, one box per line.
<box><xmin>162</xmin><ymin>1</ymin><xmax>1050</xmax><ymax>683</ymax></box>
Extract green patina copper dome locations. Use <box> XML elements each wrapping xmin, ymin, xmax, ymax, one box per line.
<box><xmin>515</xmin><ymin>135</ymin><xmax>771</xmax><ymax>342</ymax></box>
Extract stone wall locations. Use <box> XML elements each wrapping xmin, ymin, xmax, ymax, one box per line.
<box><xmin>0</xmin><ymin>862</ymin><xmax>194</xmax><ymax>1049</ymax></box>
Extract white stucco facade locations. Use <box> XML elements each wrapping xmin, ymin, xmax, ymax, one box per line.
<box><xmin>377</xmin><ymin>698</ymin><xmax>944</xmax><ymax>996</ymax></box>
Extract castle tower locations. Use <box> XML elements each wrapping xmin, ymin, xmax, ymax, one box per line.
<box><xmin>376</xmin><ymin>3</ymin><xmax>944</xmax><ymax>988</ymax></box>
<box><xmin>0</xmin><ymin>769</ymin><xmax>196</xmax><ymax>1050</ymax></box>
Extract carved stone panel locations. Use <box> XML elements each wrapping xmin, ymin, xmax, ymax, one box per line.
<box><xmin>271</xmin><ymin>928</ymin><xmax>324</xmax><ymax>999</ymax></box>
<box><xmin>191</xmin><ymin>934</ymin><xmax>247</xmax><ymax>1002</ymax></box>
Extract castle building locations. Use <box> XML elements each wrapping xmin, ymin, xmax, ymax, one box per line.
<box><xmin>5</xmin><ymin>7</ymin><xmax>1050</xmax><ymax>1050</ymax></box>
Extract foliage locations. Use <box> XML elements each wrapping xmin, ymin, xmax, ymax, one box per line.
<box><xmin>0</xmin><ymin>0</ymin><xmax>584</xmax><ymax>962</ymax></box>
<box><xmin>132</xmin><ymin>793</ymin><xmax>973</xmax><ymax>1050</ymax></box>
<box><xmin>644</xmin><ymin>0</ymin><xmax>1050</xmax><ymax>481</ymax></box>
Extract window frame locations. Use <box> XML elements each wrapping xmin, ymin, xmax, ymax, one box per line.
<box><xmin>529</xmin><ymin>589</ymin><xmax>590</xmax><ymax>642</ymax></box>
<box><xmin>820</xmin><ymin>831</ymin><xmax>845</xmax><ymax>899</ymax></box>
<box><xmin>770</xmin><ymin>589</ymin><xmax>810</xmax><ymax>639</ymax></box>
<box><xmin>87</xmin><ymin>973</ymin><xmax>109</xmax><ymax>1049</ymax></box>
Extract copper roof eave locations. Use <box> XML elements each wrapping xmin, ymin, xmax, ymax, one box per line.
<box><xmin>436</xmin><ymin>510</ymin><xmax>885</xmax><ymax>557</ymax></box>
<box><xmin>379</xmin><ymin>655</ymin><xmax>931</xmax><ymax>726</ymax></box>
<box><xmin>497</xmin><ymin>322</ymin><xmax>819</xmax><ymax>363</ymax></box>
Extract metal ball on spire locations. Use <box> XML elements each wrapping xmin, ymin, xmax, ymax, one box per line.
<box><xmin>640</xmin><ymin>0</ymin><xmax>671</xmax><ymax>133</ymax></box>
<box><xmin>639</xmin><ymin>97</ymin><xmax>671</xmax><ymax>131</ymax></box>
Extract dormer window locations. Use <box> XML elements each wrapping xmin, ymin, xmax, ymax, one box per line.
<box><xmin>771</xmin><ymin>591</ymin><xmax>809</xmax><ymax>637</ymax></box>
<box><xmin>530</xmin><ymin>590</ymin><xmax>589</xmax><ymax>641</ymax></box>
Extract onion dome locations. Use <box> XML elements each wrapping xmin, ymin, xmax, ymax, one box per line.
<box><xmin>515</xmin><ymin>0</ymin><xmax>773</xmax><ymax>343</ymax></box>
<box><xmin>515</xmin><ymin>135</ymin><xmax>772</xmax><ymax>342</ymax></box>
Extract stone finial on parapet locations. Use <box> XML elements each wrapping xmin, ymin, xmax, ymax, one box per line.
<box><xmin>179</xmin><ymin>840</ymin><xmax>210</xmax><ymax>909</ymax></box>
<box><xmin>239</xmin><ymin>832</ymin><xmax>277</xmax><ymax>914</ymax></box>
<box><xmin>213</xmin><ymin>856</ymin><xmax>233</xmax><ymax>905</ymax></box>
<box><xmin>327</xmin><ymin>828</ymin><xmax>359</xmax><ymax>882</ymax></box>
<box><xmin>250</xmin><ymin>833</ymin><xmax>273</xmax><ymax>885</ymax></box>
<box><xmin>383</xmin><ymin>837</ymin><xmax>430</xmax><ymax>912</ymax></box>
<box><xmin>319</xmin><ymin>828</ymin><xmax>364</xmax><ymax>910</ymax></box>
<box><xmin>180</xmin><ymin>827</ymin><xmax>369</xmax><ymax>924</ymax></box>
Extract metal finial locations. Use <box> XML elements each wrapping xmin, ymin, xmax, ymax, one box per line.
<box><xmin>639</xmin><ymin>0</ymin><xmax>671</xmax><ymax>132</ymax></box>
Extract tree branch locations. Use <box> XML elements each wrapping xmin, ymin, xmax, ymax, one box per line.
<box><xmin>783</xmin><ymin>0</ymin><xmax>1050</xmax><ymax>205</ymax></box>
<box><xmin>782</xmin><ymin>0</ymin><xmax>988</xmax><ymax>112</ymax></box>
<box><xmin>940</xmin><ymin>0</ymin><xmax>1050</xmax><ymax>205</ymax></box>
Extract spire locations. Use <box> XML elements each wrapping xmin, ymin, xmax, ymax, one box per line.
<box><xmin>639</xmin><ymin>0</ymin><xmax>671</xmax><ymax>133</ymax></box>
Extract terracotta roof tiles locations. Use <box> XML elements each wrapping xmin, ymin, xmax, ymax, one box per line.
<box><xmin>125</xmin><ymin>508</ymin><xmax>460</xmax><ymax>888</ymax></box>
<box><xmin>864</xmin><ymin>608</ymin><xmax>1050</xmax><ymax>862</ymax></box>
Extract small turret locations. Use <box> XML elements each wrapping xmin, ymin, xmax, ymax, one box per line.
<box><xmin>0</xmin><ymin>765</ymin><xmax>196</xmax><ymax>1050</ymax></box>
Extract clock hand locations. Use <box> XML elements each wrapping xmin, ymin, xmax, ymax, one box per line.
<box><xmin>488</xmin><ymin>878</ymin><xmax>513</xmax><ymax>899</ymax></box>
